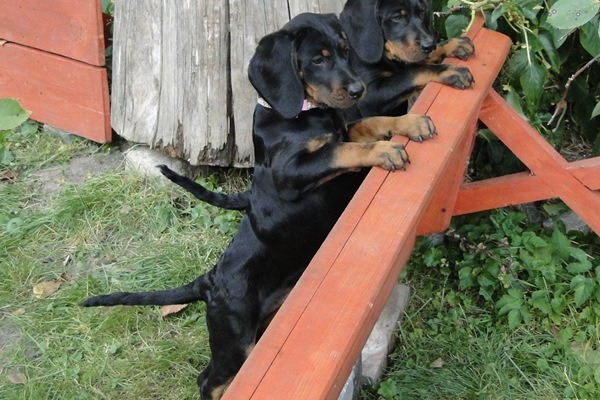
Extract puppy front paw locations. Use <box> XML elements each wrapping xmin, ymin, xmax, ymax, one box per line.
<box><xmin>443</xmin><ymin>37</ymin><xmax>475</xmax><ymax>61</ymax></box>
<box><xmin>392</xmin><ymin>115</ymin><xmax>437</xmax><ymax>142</ymax></box>
<box><xmin>374</xmin><ymin>142</ymin><xmax>410</xmax><ymax>171</ymax></box>
<box><xmin>440</xmin><ymin>65</ymin><xmax>474</xmax><ymax>90</ymax></box>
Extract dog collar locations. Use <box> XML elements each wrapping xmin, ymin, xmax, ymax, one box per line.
<box><xmin>257</xmin><ymin>96</ymin><xmax>318</xmax><ymax>111</ymax></box>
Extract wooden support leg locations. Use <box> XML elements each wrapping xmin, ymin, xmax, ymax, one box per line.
<box><xmin>478</xmin><ymin>90</ymin><xmax>600</xmax><ymax>235</ymax></box>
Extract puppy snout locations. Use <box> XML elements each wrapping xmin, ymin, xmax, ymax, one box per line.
<box><xmin>347</xmin><ymin>83</ymin><xmax>365</xmax><ymax>99</ymax></box>
<box><xmin>420</xmin><ymin>41</ymin><xmax>436</xmax><ymax>54</ymax></box>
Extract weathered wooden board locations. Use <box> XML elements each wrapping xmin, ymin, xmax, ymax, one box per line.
<box><xmin>0</xmin><ymin>0</ymin><xmax>105</xmax><ymax>66</ymax></box>
<box><xmin>111</xmin><ymin>0</ymin><xmax>230</xmax><ymax>165</ymax></box>
<box><xmin>0</xmin><ymin>43</ymin><xmax>111</xmax><ymax>143</ymax></box>
<box><xmin>229</xmin><ymin>0</ymin><xmax>290</xmax><ymax>167</ymax></box>
<box><xmin>112</xmin><ymin>0</ymin><xmax>345</xmax><ymax>167</ymax></box>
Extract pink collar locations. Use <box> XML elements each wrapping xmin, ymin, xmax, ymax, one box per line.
<box><xmin>257</xmin><ymin>97</ymin><xmax>318</xmax><ymax>111</ymax></box>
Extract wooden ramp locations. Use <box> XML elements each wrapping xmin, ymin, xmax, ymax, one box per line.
<box><xmin>222</xmin><ymin>15</ymin><xmax>600</xmax><ymax>400</ymax></box>
<box><xmin>0</xmin><ymin>0</ymin><xmax>110</xmax><ymax>143</ymax></box>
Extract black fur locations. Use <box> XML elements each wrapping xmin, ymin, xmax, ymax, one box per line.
<box><xmin>340</xmin><ymin>0</ymin><xmax>475</xmax><ymax>119</ymax></box>
<box><xmin>80</xmin><ymin>13</ymin><xmax>414</xmax><ymax>400</ymax></box>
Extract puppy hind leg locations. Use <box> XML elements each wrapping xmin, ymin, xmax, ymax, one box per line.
<box><xmin>198</xmin><ymin>303</ymin><xmax>259</xmax><ymax>400</ymax></box>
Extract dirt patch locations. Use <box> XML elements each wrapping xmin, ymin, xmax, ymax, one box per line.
<box><xmin>0</xmin><ymin>321</ymin><xmax>21</xmax><ymax>364</ymax></box>
<box><xmin>31</xmin><ymin>150</ymin><xmax>125</xmax><ymax>197</ymax></box>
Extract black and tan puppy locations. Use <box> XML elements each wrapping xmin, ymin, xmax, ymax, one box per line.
<box><xmin>81</xmin><ymin>13</ymin><xmax>434</xmax><ymax>400</ymax></box>
<box><xmin>340</xmin><ymin>0</ymin><xmax>475</xmax><ymax>119</ymax></box>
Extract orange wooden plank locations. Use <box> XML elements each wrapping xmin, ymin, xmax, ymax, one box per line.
<box><xmin>480</xmin><ymin>90</ymin><xmax>600</xmax><ymax>234</ymax></box>
<box><xmin>0</xmin><ymin>0</ymin><xmax>105</xmax><ymax>66</ymax></box>
<box><xmin>453</xmin><ymin>157</ymin><xmax>600</xmax><ymax>215</ymax></box>
<box><xmin>416</xmin><ymin>118</ymin><xmax>478</xmax><ymax>235</ymax></box>
<box><xmin>223</xmin><ymin>25</ymin><xmax>512</xmax><ymax>400</ymax></box>
<box><xmin>0</xmin><ymin>43</ymin><xmax>111</xmax><ymax>143</ymax></box>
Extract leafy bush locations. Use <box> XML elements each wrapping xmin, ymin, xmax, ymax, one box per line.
<box><xmin>432</xmin><ymin>0</ymin><xmax>599</xmax><ymax>178</ymax></box>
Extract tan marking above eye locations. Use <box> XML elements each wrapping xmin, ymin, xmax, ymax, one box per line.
<box><xmin>400</xmin><ymin>9</ymin><xmax>408</xmax><ymax>16</ymax></box>
<box><xmin>322</xmin><ymin>49</ymin><xmax>331</xmax><ymax>57</ymax></box>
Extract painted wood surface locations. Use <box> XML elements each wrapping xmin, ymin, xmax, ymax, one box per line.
<box><xmin>111</xmin><ymin>0</ymin><xmax>345</xmax><ymax>167</ymax></box>
<box><xmin>0</xmin><ymin>43</ymin><xmax>111</xmax><ymax>143</ymax></box>
<box><xmin>0</xmin><ymin>0</ymin><xmax>105</xmax><ymax>66</ymax></box>
<box><xmin>453</xmin><ymin>157</ymin><xmax>600</xmax><ymax>215</ymax></box>
<box><xmin>479</xmin><ymin>91</ymin><xmax>600</xmax><ymax>234</ymax></box>
<box><xmin>222</xmin><ymin>18</ymin><xmax>512</xmax><ymax>400</ymax></box>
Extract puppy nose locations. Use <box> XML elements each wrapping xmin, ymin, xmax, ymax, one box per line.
<box><xmin>347</xmin><ymin>83</ymin><xmax>365</xmax><ymax>99</ymax></box>
<box><xmin>420</xmin><ymin>42</ymin><xmax>436</xmax><ymax>53</ymax></box>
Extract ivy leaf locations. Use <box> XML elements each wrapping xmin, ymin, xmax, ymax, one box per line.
<box><xmin>519</xmin><ymin>61</ymin><xmax>546</xmax><ymax>110</ymax></box>
<box><xmin>0</xmin><ymin>98</ymin><xmax>31</xmax><ymax>131</ymax></box>
<box><xmin>547</xmin><ymin>0</ymin><xmax>600</xmax><ymax>30</ymax></box>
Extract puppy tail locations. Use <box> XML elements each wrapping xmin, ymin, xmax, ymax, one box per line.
<box><xmin>158</xmin><ymin>165</ymin><xmax>250</xmax><ymax>211</ymax></box>
<box><xmin>79</xmin><ymin>276</ymin><xmax>207</xmax><ymax>307</ymax></box>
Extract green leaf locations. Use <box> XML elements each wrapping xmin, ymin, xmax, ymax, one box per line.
<box><xmin>550</xmin><ymin>226</ymin><xmax>571</xmax><ymax>259</ymax></box>
<box><xmin>567</xmin><ymin>262</ymin><xmax>593</xmax><ymax>274</ymax></box>
<box><xmin>445</xmin><ymin>14</ymin><xmax>470</xmax><ymax>38</ymax></box>
<box><xmin>0</xmin><ymin>98</ymin><xmax>31</xmax><ymax>130</ymax></box>
<box><xmin>592</xmin><ymin>101</ymin><xmax>600</xmax><ymax>119</ymax></box>
<box><xmin>580</xmin><ymin>16</ymin><xmax>600</xmax><ymax>56</ymax></box>
<box><xmin>519</xmin><ymin>61</ymin><xmax>546</xmax><ymax>109</ymax></box>
<box><xmin>547</xmin><ymin>0</ymin><xmax>600</xmax><ymax>30</ymax></box>
<box><xmin>530</xmin><ymin>290</ymin><xmax>552</xmax><ymax>315</ymax></box>
<box><xmin>538</xmin><ymin>30</ymin><xmax>562</xmax><ymax>71</ymax></box>
<box><xmin>570</xmin><ymin>275</ymin><xmax>596</xmax><ymax>307</ymax></box>
<box><xmin>507</xmin><ymin>308</ymin><xmax>522</xmax><ymax>330</ymax></box>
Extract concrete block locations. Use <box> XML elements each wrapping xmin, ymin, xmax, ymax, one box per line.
<box><xmin>337</xmin><ymin>356</ymin><xmax>362</xmax><ymax>400</ymax></box>
<box><xmin>361</xmin><ymin>284</ymin><xmax>411</xmax><ymax>384</ymax></box>
<box><xmin>124</xmin><ymin>146</ymin><xmax>193</xmax><ymax>183</ymax></box>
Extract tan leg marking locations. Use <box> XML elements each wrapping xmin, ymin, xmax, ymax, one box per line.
<box><xmin>348</xmin><ymin>115</ymin><xmax>436</xmax><ymax>143</ymax></box>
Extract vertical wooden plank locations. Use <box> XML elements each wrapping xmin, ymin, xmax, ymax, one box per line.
<box><xmin>111</xmin><ymin>0</ymin><xmax>230</xmax><ymax>166</ymax></box>
<box><xmin>416</xmin><ymin>118</ymin><xmax>478</xmax><ymax>235</ymax></box>
<box><xmin>110</xmin><ymin>0</ymin><xmax>161</xmax><ymax>147</ymax></box>
<box><xmin>0</xmin><ymin>0</ymin><xmax>105</xmax><ymax>66</ymax></box>
<box><xmin>288</xmin><ymin>0</ymin><xmax>345</xmax><ymax>17</ymax></box>
<box><xmin>229</xmin><ymin>0</ymin><xmax>289</xmax><ymax>167</ymax></box>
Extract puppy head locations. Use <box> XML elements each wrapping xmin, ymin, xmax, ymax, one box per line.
<box><xmin>341</xmin><ymin>0</ymin><xmax>436</xmax><ymax>64</ymax></box>
<box><xmin>248</xmin><ymin>13</ymin><xmax>365</xmax><ymax>119</ymax></box>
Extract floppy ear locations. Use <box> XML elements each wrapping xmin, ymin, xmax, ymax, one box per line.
<box><xmin>248</xmin><ymin>31</ymin><xmax>305</xmax><ymax>119</ymax></box>
<box><xmin>340</xmin><ymin>0</ymin><xmax>383</xmax><ymax>63</ymax></box>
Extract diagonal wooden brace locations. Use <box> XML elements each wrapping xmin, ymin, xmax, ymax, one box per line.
<box><xmin>477</xmin><ymin>90</ymin><xmax>600</xmax><ymax>235</ymax></box>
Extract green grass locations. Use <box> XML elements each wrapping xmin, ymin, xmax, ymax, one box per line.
<box><xmin>0</xmin><ymin>126</ymin><xmax>242</xmax><ymax>399</ymax></box>
<box><xmin>2</xmin><ymin>125</ymin><xmax>598</xmax><ymax>400</ymax></box>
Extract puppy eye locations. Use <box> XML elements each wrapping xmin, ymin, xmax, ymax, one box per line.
<box><xmin>391</xmin><ymin>10</ymin><xmax>407</xmax><ymax>22</ymax></box>
<box><xmin>312</xmin><ymin>56</ymin><xmax>325</xmax><ymax>65</ymax></box>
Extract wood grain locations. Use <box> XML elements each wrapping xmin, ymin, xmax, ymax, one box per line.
<box><xmin>0</xmin><ymin>43</ymin><xmax>111</xmax><ymax>143</ymax></box>
<box><xmin>0</xmin><ymin>0</ymin><xmax>105</xmax><ymax>66</ymax></box>
<box><xmin>111</xmin><ymin>0</ymin><xmax>230</xmax><ymax>165</ymax></box>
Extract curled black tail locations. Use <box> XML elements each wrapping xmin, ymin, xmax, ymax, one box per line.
<box><xmin>158</xmin><ymin>165</ymin><xmax>250</xmax><ymax>211</ymax></box>
<box><xmin>80</xmin><ymin>277</ymin><xmax>207</xmax><ymax>307</ymax></box>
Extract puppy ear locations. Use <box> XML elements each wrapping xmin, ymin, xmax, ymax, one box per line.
<box><xmin>248</xmin><ymin>31</ymin><xmax>305</xmax><ymax>119</ymax></box>
<box><xmin>340</xmin><ymin>0</ymin><xmax>383</xmax><ymax>63</ymax></box>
